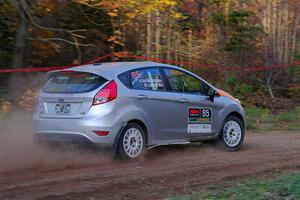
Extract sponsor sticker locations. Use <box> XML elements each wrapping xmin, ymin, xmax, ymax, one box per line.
<box><xmin>188</xmin><ymin>107</ymin><xmax>212</xmax><ymax>133</ymax></box>
<box><xmin>131</xmin><ymin>70</ymin><xmax>164</xmax><ymax>90</ymax></box>
<box><xmin>131</xmin><ymin>71</ymin><xmax>141</xmax><ymax>79</ymax></box>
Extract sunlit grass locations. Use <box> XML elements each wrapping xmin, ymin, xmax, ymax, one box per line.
<box><xmin>245</xmin><ymin>106</ymin><xmax>300</xmax><ymax>131</ymax></box>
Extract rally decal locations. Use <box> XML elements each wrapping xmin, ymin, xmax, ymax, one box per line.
<box><xmin>188</xmin><ymin>107</ymin><xmax>212</xmax><ymax>133</ymax></box>
<box><xmin>131</xmin><ymin>71</ymin><xmax>164</xmax><ymax>90</ymax></box>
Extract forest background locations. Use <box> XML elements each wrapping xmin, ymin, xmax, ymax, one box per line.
<box><xmin>0</xmin><ymin>0</ymin><xmax>299</xmax><ymax>128</ymax></box>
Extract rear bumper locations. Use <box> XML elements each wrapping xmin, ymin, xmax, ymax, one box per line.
<box><xmin>33</xmin><ymin>114</ymin><xmax>123</xmax><ymax>148</ymax></box>
<box><xmin>35</xmin><ymin>133</ymin><xmax>95</xmax><ymax>145</ymax></box>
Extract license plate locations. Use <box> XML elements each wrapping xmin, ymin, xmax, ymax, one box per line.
<box><xmin>55</xmin><ymin>103</ymin><xmax>71</xmax><ymax>115</ymax></box>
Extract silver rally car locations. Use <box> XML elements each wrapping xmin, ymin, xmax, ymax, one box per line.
<box><xmin>33</xmin><ymin>61</ymin><xmax>245</xmax><ymax>159</ymax></box>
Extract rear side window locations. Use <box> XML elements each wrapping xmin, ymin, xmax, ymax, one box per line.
<box><xmin>118</xmin><ymin>72</ymin><xmax>131</xmax><ymax>88</ymax></box>
<box><xmin>43</xmin><ymin>71</ymin><xmax>107</xmax><ymax>93</ymax></box>
<box><xmin>130</xmin><ymin>68</ymin><xmax>165</xmax><ymax>91</ymax></box>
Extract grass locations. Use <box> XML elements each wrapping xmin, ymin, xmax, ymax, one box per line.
<box><xmin>245</xmin><ymin>106</ymin><xmax>300</xmax><ymax>131</ymax></box>
<box><xmin>168</xmin><ymin>172</ymin><xmax>300</xmax><ymax>200</ymax></box>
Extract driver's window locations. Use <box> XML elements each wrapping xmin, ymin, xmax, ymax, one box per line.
<box><xmin>163</xmin><ymin>68</ymin><xmax>207</xmax><ymax>95</ymax></box>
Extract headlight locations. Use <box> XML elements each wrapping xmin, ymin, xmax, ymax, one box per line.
<box><xmin>217</xmin><ymin>89</ymin><xmax>240</xmax><ymax>104</ymax></box>
<box><xmin>234</xmin><ymin>98</ymin><xmax>241</xmax><ymax>105</ymax></box>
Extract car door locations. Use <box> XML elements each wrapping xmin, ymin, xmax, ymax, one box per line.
<box><xmin>128</xmin><ymin>67</ymin><xmax>183</xmax><ymax>140</ymax></box>
<box><xmin>161</xmin><ymin>68</ymin><xmax>224</xmax><ymax>138</ymax></box>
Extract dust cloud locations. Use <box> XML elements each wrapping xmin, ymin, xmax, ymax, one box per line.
<box><xmin>0</xmin><ymin>74</ymin><xmax>212</xmax><ymax>174</ymax></box>
<box><xmin>0</xmin><ymin>111</ymin><xmax>112</xmax><ymax>173</ymax></box>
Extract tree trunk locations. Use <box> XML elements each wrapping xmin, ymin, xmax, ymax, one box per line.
<box><xmin>266</xmin><ymin>0</ymin><xmax>276</xmax><ymax>98</ymax></box>
<box><xmin>72</xmin><ymin>35</ymin><xmax>82</xmax><ymax>65</ymax></box>
<box><xmin>166</xmin><ymin>18</ymin><xmax>171</xmax><ymax>60</ymax></box>
<box><xmin>274</xmin><ymin>1</ymin><xmax>279</xmax><ymax>63</ymax></box>
<box><xmin>188</xmin><ymin>30</ymin><xmax>193</xmax><ymax>69</ymax></box>
<box><xmin>264</xmin><ymin>0</ymin><xmax>271</xmax><ymax>62</ymax></box>
<box><xmin>146</xmin><ymin>13</ymin><xmax>151</xmax><ymax>57</ymax></box>
<box><xmin>175</xmin><ymin>32</ymin><xmax>180</xmax><ymax>65</ymax></box>
<box><xmin>177</xmin><ymin>32</ymin><xmax>182</xmax><ymax>66</ymax></box>
<box><xmin>9</xmin><ymin>0</ymin><xmax>29</xmax><ymax>103</ymax></box>
<box><xmin>12</xmin><ymin>0</ymin><xmax>29</xmax><ymax>68</ymax></box>
<box><xmin>265</xmin><ymin>0</ymin><xmax>272</xmax><ymax>62</ymax></box>
<box><xmin>155</xmin><ymin>11</ymin><xmax>160</xmax><ymax>59</ymax></box>
<box><xmin>267</xmin><ymin>70</ymin><xmax>275</xmax><ymax>98</ymax></box>
<box><xmin>283</xmin><ymin>0</ymin><xmax>289</xmax><ymax>64</ymax></box>
<box><xmin>270</xmin><ymin>1</ymin><xmax>275</xmax><ymax>61</ymax></box>
<box><xmin>290</xmin><ymin>7</ymin><xmax>299</xmax><ymax>62</ymax></box>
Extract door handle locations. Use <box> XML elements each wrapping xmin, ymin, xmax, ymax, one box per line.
<box><xmin>178</xmin><ymin>98</ymin><xmax>189</xmax><ymax>103</ymax></box>
<box><xmin>136</xmin><ymin>95</ymin><xmax>148</xmax><ymax>100</ymax></box>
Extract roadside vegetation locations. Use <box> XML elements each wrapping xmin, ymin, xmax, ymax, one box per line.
<box><xmin>1</xmin><ymin>87</ymin><xmax>300</xmax><ymax>131</ymax></box>
<box><xmin>169</xmin><ymin>172</ymin><xmax>300</xmax><ymax>200</ymax></box>
<box><xmin>245</xmin><ymin>106</ymin><xmax>300</xmax><ymax>131</ymax></box>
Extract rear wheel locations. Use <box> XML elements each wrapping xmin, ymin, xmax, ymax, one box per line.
<box><xmin>220</xmin><ymin>115</ymin><xmax>244</xmax><ymax>151</ymax></box>
<box><xmin>117</xmin><ymin>123</ymin><xmax>145</xmax><ymax>160</ymax></box>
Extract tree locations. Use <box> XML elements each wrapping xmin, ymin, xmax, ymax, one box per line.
<box><xmin>262</xmin><ymin>0</ymin><xmax>300</xmax><ymax>98</ymax></box>
<box><xmin>0</xmin><ymin>0</ymin><xmax>14</xmax><ymax>68</ymax></box>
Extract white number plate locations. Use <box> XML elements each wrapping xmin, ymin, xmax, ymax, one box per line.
<box><xmin>55</xmin><ymin>103</ymin><xmax>71</xmax><ymax>115</ymax></box>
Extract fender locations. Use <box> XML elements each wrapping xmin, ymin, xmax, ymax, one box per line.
<box><xmin>112</xmin><ymin>111</ymin><xmax>154</xmax><ymax>154</ymax></box>
<box><xmin>217</xmin><ymin>103</ymin><xmax>245</xmax><ymax>135</ymax></box>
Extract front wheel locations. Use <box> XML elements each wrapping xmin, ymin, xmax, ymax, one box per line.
<box><xmin>220</xmin><ymin>116</ymin><xmax>245</xmax><ymax>151</ymax></box>
<box><xmin>117</xmin><ymin>123</ymin><xmax>145</xmax><ymax>160</ymax></box>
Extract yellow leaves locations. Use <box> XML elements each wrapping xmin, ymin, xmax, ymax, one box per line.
<box><xmin>108</xmin><ymin>8</ymin><xmax>119</xmax><ymax>17</ymax></box>
<box><xmin>126</xmin><ymin>12</ymin><xmax>136</xmax><ymax>19</ymax></box>
<box><xmin>164</xmin><ymin>0</ymin><xmax>177</xmax><ymax>6</ymax></box>
<box><xmin>128</xmin><ymin>0</ymin><xmax>180</xmax><ymax>14</ymax></box>
<box><xmin>173</xmin><ymin>12</ymin><xmax>184</xmax><ymax>19</ymax></box>
<box><xmin>114</xmin><ymin>40</ymin><xmax>125</xmax><ymax>46</ymax></box>
<box><xmin>0</xmin><ymin>99</ymin><xmax>11</xmax><ymax>113</ymax></box>
<box><xmin>18</xmin><ymin>90</ymin><xmax>37</xmax><ymax>112</ymax></box>
<box><xmin>114</xmin><ymin>52</ymin><xmax>130</xmax><ymax>57</ymax></box>
<box><xmin>108</xmin><ymin>34</ymin><xmax>125</xmax><ymax>47</ymax></box>
<box><xmin>108</xmin><ymin>35</ymin><xmax>117</xmax><ymax>42</ymax></box>
<box><xmin>85</xmin><ymin>0</ymin><xmax>185</xmax><ymax>21</ymax></box>
<box><xmin>108</xmin><ymin>12</ymin><xmax>118</xmax><ymax>17</ymax></box>
<box><xmin>114</xmin><ymin>30</ymin><xmax>122</xmax><ymax>35</ymax></box>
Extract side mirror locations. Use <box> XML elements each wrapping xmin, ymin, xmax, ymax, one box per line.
<box><xmin>208</xmin><ymin>88</ymin><xmax>216</xmax><ymax>102</ymax></box>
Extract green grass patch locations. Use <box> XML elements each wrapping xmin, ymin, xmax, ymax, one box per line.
<box><xmin>245</xmin><ymin>106</ymin><xmax>300</xmax><ymax>131</ymax></box>
<box><xmin>169</xmin><ymin>172</ymin><xmax>300</xmax><ymax>200</ymax></box>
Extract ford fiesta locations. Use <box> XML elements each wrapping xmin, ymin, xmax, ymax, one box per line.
<box><xmin>33</xmin><ymin>62</ymin><xmax>245</xmax><ymax>159</ymax></box>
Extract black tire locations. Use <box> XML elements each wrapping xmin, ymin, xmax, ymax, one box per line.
<box><xmin>219</xmin><ymin>115</ymin><xmax>245</xmax><ymax>151</ymax></box>
<box><xmin>117</xmin><ymin>122</ymin><xmax>145</xmax><ymax>160</ymax></box>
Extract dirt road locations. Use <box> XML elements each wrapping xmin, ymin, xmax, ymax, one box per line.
<box><xmin>1</xmin><ymin>131</ymin><xmax>300</xmax><ymax>200</ymax></box>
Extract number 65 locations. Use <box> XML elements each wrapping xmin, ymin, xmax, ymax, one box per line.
<box><xmin>202</xmin><ymin>109</ymin><xmax>210</xmax><ymax>117</ymax></box>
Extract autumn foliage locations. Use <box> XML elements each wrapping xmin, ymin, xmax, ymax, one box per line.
<box><xmin>0</xmin><ymin>0</ymin><xmax>299</xmax><ymax>112</ymax></box>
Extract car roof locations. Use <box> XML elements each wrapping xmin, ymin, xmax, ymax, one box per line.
<box><xmin>52</xmin><ymin>61</ymin><xmax>181</xmax><ymax>80</ymax></box>
<box><xmin>72</xmin><ymin>61</ymin><xmax>178</xmax><ymax>73</ymax></box>
<box><xmin>48</xmin><ymin>61</ymin><xmax>216</xmax><ymax>89</ymax></box>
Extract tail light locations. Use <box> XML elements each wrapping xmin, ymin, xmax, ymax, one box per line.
<box><xmin>93</xmin><ymin>80</ymin><xmax>117</xmax><ymax>105</ymax></box>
